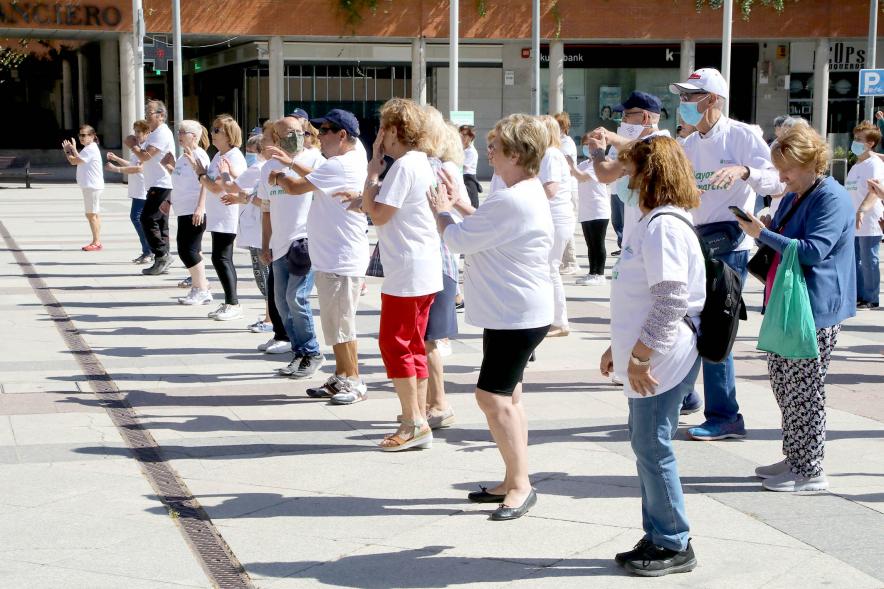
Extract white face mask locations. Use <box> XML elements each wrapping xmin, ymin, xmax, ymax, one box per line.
<box><xmin>617</xmin><ymin>122</ymin><xmax>646</xmax><ymax>141</ymax></box>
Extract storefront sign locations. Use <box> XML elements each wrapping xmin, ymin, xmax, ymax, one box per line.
<box><xmin>532</xmin><ymin>45</ymin><xmax>681</xmax><ymax>69</ymax></box>
<box><xmin>790</xmin><ymin>41</ymin><xmax>882</xmax><ymax>73</ymax></box>
<box><xmin>450</xmin><ymin>111</ymin><xmax>474</xmax><ymax>126</ymax></box>
<box><xmin>0</xmin><ymin>2</ymin><xmax>122</xmax><ymax>27</ymax></box>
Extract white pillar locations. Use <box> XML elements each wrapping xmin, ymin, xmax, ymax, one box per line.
<box><xmin>531</xmin><ymin>0</ymin><xmax>540</xmax><ymax>115</ymax></box>
<box><xmin>171</xmin><ymin>0</ymin><xmax>183</xmax><ymax>145</ymax></box>
<box><xmin>119</xmin><ymin>33</ymin><xmax>136</xmax><ymax>158</ymax></box>
<box><xmin>866</xmin><ymin>0</ymin><xmax>879</xmax><ymax>120</ymax></box>
<box><xmin>62</xmin><ymin>58</ymin><xmax>73</xmax><ymax>130</ymax></box>
<box><xmin>268</xmin><ymin>36</ymin><xmax>285</xmax><ymax>121</ymax></box>
<box><xmin>548</xmin><ymin>40</ymin><xmax>564</xmax><ymax>114</ymax></box>
<box><xmin>100</xmin><ymin>39</ymin><xmax>122</xmax><ymax>148</ymax></box>
<box><xmin>77</xmin><ymin>50</ymin><xmax>87</xmax><ymax>125</ymax></box>
<box><xmin>411</xmin><ymin>37</ymin><xmax>427</xmax><ymax>106</ymax></box>
<box><xmin>680</xmin><ymin>40</ymin><xmax>695</xmax><ymax>82</ymax></box>
<box><xmin>721</xmin><ymin>0</ymin><xmax>733</xmax><ymax>117</ymax></box>
<box><xmin>449</xmin><ymin>0</ymin><xmax>459</xmax><ymax>112</ymax></box>
<box><xmin>132</xmin><ymin>0</ymin><xmax>144</xmax><ymax>118</ymax></box>
<box><xmin>813</xmin><ymin>38</ymin><xmax>830</xmax><ymax>137</ymax></box>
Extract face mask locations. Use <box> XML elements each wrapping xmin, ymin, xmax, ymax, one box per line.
<box><xmin>617</xmin><ymin>123</ymin><xmax>645</xmax><ymax>141</ymax></box>
<box><xmin>851</xmin><ymin>140</ymin><xmax>868</xmax><ymax>157</ymax></box>
<box><xmin>581</xmin><ymin>145</ymin><xmax>591</xmax><ymax>158</ymax></box>
<box><xmin>279</xmin><ymin>131</ymin><xmax>304</xmax><ymax>155</ymax></box>
<box><xmin>245</xmin><ymin>152</ymin><xmax>259</xmax><ymax>167</ymax></box>
<box><xmin>678</xmin><ymin>99</ymin><xmax>704</xmax><ymax>127</ymax></box>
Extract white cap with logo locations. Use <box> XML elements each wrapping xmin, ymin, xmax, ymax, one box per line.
<box><xmin>669</xmin><ymin>68</ymin><xmax>729</xmax><ymax>99</ymax></box>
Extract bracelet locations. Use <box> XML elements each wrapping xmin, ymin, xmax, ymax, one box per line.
<box><xmin>198</xmin><ymin>173</ymin><xmax>206</xmax><ymax>182</ymax></box>
<box><xmin>590</xmin><ymin>148</ymin><xmax>605</xmax><ymax>160</ymax></box>
<box><xmin>438</xmin><ymin>211</ymin><xmax>454</xmax><ymax>220</ymax></box>
<box><xmin>630</xmin><ymin>353</ymin><xmax>651</xmax><ymax>367</ymax></box>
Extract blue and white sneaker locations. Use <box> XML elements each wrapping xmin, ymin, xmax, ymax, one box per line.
<box><xmin>687</xmin><ymin>414</ymin><xmax>746</xmax><ymax>441</ymax></box>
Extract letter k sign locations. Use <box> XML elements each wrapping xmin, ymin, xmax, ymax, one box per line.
<box><xmin>665</xmin><ymin>49</ymin><xmax>675</xmax><ymax>62</ymax></box>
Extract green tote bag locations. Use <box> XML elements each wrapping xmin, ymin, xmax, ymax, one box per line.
<box><xmin>757</xmin><ymin>240</ymin><xmax>820</xmax><ymax>359</ymax></box>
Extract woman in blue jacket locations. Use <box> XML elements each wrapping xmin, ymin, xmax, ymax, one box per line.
<box><xmin>737</xmin><ymin>124</ymin><xmax>855</xmax><ymax>493</ymax></box>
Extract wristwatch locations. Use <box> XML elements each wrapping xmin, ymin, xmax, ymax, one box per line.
<box><xmin>630</xmin><ymin>353</ymin><xmax>651</xmax><ymax>367</ymax></box>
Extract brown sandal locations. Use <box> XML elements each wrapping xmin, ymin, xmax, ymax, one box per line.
<box><xmin>379</xmin><ymin>419</ymin><xmax>433</xmax><ymax>452</ymax></box>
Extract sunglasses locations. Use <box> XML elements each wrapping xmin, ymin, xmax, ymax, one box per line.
<box><xmin>78</xmin><ymin>133</ymin><xmax>92</xmax><ymax>137</ymax></box>
<box><xmin>317</xmin><ymin>127</ymin><xmax>338</xmax><ymax>135</ymax></box>
<box><xmin>212</xmin><ymin>127</ymin><xmax>222</xmax><ymax>134</ymax></box>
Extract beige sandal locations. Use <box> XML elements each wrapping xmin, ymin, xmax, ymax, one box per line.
<box><xmin>379</xmin><ymin>419</ymin><xmax>433</xmax><ymax>452</ymax></box>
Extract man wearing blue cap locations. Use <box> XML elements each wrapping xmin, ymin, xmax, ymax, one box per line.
<box><xmin>271</xmin><ymin>109</ymin><xmax>370</xmax><ymax>405</ymax></box>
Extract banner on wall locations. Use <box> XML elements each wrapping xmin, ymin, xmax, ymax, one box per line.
<box><xmin>598</xmin><ymin>86</ymin><xmax>621</xmax><ymax>122</ymax></box>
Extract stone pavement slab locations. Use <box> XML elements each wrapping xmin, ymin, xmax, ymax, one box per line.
<box><xmin>1</xmin><ymin>183</ymin><xmax>883</xmax><ymax>588</ymax></box>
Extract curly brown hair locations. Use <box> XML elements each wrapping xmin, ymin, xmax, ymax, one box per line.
<box><xmin>380</xmin><ymin>98</ymin><xmax>425</xmax><ymax>148</ymax></box>
<box><xmin>618</xmin><ymin>136</ymin><xmax>700</xmax><ymax>210</ymax></box>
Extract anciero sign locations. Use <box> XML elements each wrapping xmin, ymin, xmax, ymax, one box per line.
<box><xmin>0</xmin><ymin>2</ymin><xmax>122</xmax><ymax>27</ymax></box>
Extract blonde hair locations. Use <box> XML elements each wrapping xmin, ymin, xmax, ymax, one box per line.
<box><xmin>854</xmin><ymin>120</ymin><xmax>882</xmax><ymax>149</ymax></box>
<box><xmin>539</xmin><ymin>115</ymin><xmax>561</xmax><ymax>149</ymax></box>
<box><xmin>212</xmin><ymin>114</ymin><xmax>242</xmax><ymax>148</ymax></box>
<box><xmin>771</xmin><ymin>125</ymin><xmax>830</xmax><ymax>176</ymax></box>
<box><xmin>493</xmin><ymin>113</ymin><xmax>549</xmax><ymax>177</ymax></box>
<box><xmin>303</xmin><ymin>120</ymin><xmax>320</xmax><ymax>149</ymax></box>
<box><xmin>618</xmin><ymin>136</ymin><xmax>700</xmax><ymax>210</ymax></box>
<box><xmin>418</xmin><ymin>106</ymin><xmax>462</xmax><ymax>165</ymax></box>
<box><xmin>554</xmin><ymin>112</ymin><xmax>571</xmax><ymax>135</ymax></box>
<box><xmin>380</xmin><ymin>98</ymin><xmax>424</xmax><ymax>148</ymax></box>
<box><xmin>179</xmin><ymin>120</ymin><xmax>209</xmax><ymax>149</ymax></box>
<box><xmin>133</xmin><ymin>119</ymin><xmax>150</xmax><ymax>134</ymax></box>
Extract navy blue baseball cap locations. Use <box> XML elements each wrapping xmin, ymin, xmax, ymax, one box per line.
<box><xmin>613</xmin><ymin>91</ymin><xmax>662</xmax><ymax>114</ymax></box>
<box><xmin>289</xmin><ymin>108</ymin><xmax>309</xmax><ymax>120</ymax></box>
<box><xmin>310</xmin><ymin>109</ymin><xmax>360</xmax><ymax>138</ymax></box>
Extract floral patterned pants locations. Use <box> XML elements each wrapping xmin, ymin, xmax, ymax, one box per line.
<box><xmin>767</xmin><ymin>324</ymin><xmax>841</xmax><ymax>478</ymax></box>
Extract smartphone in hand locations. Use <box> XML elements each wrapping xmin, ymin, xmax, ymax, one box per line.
<box><xmin>729</xmin><ymin>205</ymin><xmax>752</xmax><ymax>222</ymax></box>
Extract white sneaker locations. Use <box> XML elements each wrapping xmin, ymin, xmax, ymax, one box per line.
<box><xmin>762</xmin><ymin>470</ymin><xmax>828</xmax><ymax>492</ymax></box>
<box><xmin>330</xmin><ymin>379</ymin><xmax>368</xmax><ymax>405</ymax></box>
<box><xmin>611</xmin><ymin>375</ymin><xmax>623</xmax><ymax>386</ymax></box>
<box><xmin>755</xmin><ymin>459</ymin><xmax>790</xmax><ymax>479</ymax></box>
<box><xmin>207</xmin><ymin>303</ymin><xmax>225</xmax><ymax>318</ymax></box>
<box><xmin>559</xmin><ymin>264</ymin><xmax>580</xmax><ymax>276</ymax></box>
<box><xmin>263</xmin><ymin>339</ymin><xmax>290</xmax><ymax>354</ymax></box>
<box><xmin>178</xmin><ymin>288</ymin><xmax>213</xmax><ymax>305</ymax></box>
<box><xmin>214</xmin><ymin>304</ymin><xmax>243</xmax><ymax>321</ymax></box>
<box><xmin>575</xmin><ymin>273</ymin><xmax>594</xmax><ymax>286</ymax></box>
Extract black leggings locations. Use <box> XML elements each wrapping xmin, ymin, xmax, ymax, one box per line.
<box><xmin>211</xmin><ymin>232</ymin><xmax>238</xmax><ymax>305</ymax></box>
<box><xmin>176</xmin><ymin>215</ymin><xmax>205</xmax><ymax>269</ymax></box>
<box><xmin>463</xmin><ymin>174</ymin><xmax>481</xmax><ymax>209</ymax></box>
<box><xmin>141</xmin><ymin>187</ymin><xmax>172</xmax><ymax>257</ymax></box>
<box><xmin>478</xmin><ymin>325</ymin><xmax>550</xmax><ymax>395</ymax></box>
<box><xmin>581</xmin><ymin>219</ymin><xmax>609</xmax><ymax>276</ymax></box>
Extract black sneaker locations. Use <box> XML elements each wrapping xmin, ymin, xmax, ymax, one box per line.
<box><xmin>624</xmin><ymin>539</ymin><xmax>697</xmax><ymax>577</ymax></box>
<box><xmin>290</xmin><ymin>353</ymin><xmax>325</xmax><ymax>379</ymax></box>
<box><xmin>142</xmin><ymin>255</ymin><xmax>169</xmax><ymax>275</ymax></box>
<box><xmin>611</xmin><ymin>250</ymin><xmax>621</xmax><ymax>257</ymax></box>
<box><xmin>615</xmin><ymin>538</ymin><xmax>652</xmax><ymax>567</ymax></box>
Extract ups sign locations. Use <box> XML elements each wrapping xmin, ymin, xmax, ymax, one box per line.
<box><xmin>0</xmin><ymin>2</ymin><xmax>123</xmax><ymax>27</ymax></box>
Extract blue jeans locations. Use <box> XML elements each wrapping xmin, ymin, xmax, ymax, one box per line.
<box><xmin>271</xmin><ymin>258</ymin><xmax>319</xmax><ymax>357</ymax></box>
<box><xmin>628</xmin><ymin>358</ymin><xmax>701</xmax><ymax>552</ymax></box>
<box><xmin>129</xmin><ymin>198</ymin><xmax>151</xmax><ymax>255</ymax></box>
<box><xmin>701</xmin><ymin>249</ymin><xmax>749</xmax><ymax>425</ymax></box>
<box><xmin>610</xmin><ymin>193</ymin><xmax>624</xmax><ymax>248</ymax></box>
<box><xmin>855</xmin><ymin>236</ymin><xmax>881</xmax><ymax>305</ymax></box>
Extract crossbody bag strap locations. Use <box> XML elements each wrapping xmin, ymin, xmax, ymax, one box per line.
<box><xmin>772</xmin><ymin>177</ymin><xmax>822</xmax><ymax>234</ymax></box>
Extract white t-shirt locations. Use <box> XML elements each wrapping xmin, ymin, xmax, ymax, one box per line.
<box><xmin>490</xmin><ymin>174</ymin><xmax>505</xmax><ymax>192</ymax></box>
<box><xmin>205</xmin><ymin>147</ymin><xmax>248</xmax><ymax>234</ymax></box>
<box><xmin>539</xmin><ymin>147</ymin><xmax>576</xmax><ymax>225</ymax></box>
<box><xmin>560</xmin><ymin>134</ymin><xmax>579</xmax><ymax>193</ymax></box>
<box><xmin>234</xmin><ymin>160</ymin><xmax>266</xmax><ymax>249</ymax></box>
<box><xmin>76</xmin><ymin>143</ymin><xmax>104</xmax><ymax>190</ymax></box>
<box><xmin>463</xmin><ymin>144</ymin><xmax>478</xmax><ymax>175</ymax></box>
<box><xmin>576</xmin><ymin>160</ymin><xmax>611</xmax><ymax>222</ymax></box>
<box><xmin>443</xmin><ymin>177</ymin><xmax>554</xmax><ymax>329</ymax></box>
<box><xmin>260</xmin><ymin>150</ymin><xmax>326</xmax><ymax>262</ymax></box>
<box><xmin>142</xmin><ymin>124</ymin><xmax>174</xmax><ymax>189</ymax></box>
<box><xmin>305</xmin><ymin>147</ymin><xmax>370</xmax><ymax>276</ymax></box>
<box><xmin>610</xmin><ymin>206</ymin><xmax>706</xmax><ymax>398</ymax></box>
<box><xmin>170</xmin><ymin>148</ymin><xmax>210</xmax><ymax>216</ymax></box>
<box><xmin>127</xmin><ymin>149</ymin><xmax>146</xmax><ymax>200</ymax></box>
<box><xmin>613</xmin><ymin>130</ymin><xmax>670</xmax><ymax>243</ymax></box>
<box><xmin>682</xmin><ymin>116</ymin><xmax>784</xmax><ymax>251</ymax></box>
<box><xmin>374</xmin><ymin>150</ymin><xmax>443</xmax><ymax>297</ymax></box>
<box><xmin>846</xmin><ymin>156</ymin><xmax>884</xmax><ymax>237</ymax></box>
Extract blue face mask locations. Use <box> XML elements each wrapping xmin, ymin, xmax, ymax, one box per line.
<box><xmin>582</xmin><ymin>145</ymin><xmax>591</xmax><ymax>158</ymax></box>
<box><xmin>245</xmin><ymin>152</ymin><xmax>259</xmax><ymax>167</ymax></box>
<box><xmin>850</xmin><ymin>140</ymin><xmax>868</xmax><ymax>157</ymax></box>
<box><xmin>678</xmin><ymin>101</ymin><xmax>703</xmax><ymax>127</ymax></box>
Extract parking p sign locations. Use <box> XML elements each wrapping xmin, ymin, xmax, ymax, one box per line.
<box><xmin>859</xmin><ymin>69</ymin><xmax>884</xmax><ymax>96</ymax></box>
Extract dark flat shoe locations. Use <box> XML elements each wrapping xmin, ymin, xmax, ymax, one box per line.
<box><xmin>490</xmin><ymin>489</ymin><xmax>537</xmax><ymax>521</ymax></box>
<box><xmin>468</xmin><ymin>486</ymin><xmax>506</xmax><ymax>504</ymax></box>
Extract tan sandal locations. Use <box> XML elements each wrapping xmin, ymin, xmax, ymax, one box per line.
<box><xmin>379</xmin><ymin>419</ymin><xmax>433</xmax><ymax>452</ymax></box>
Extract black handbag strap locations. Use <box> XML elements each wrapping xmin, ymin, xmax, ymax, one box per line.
<box><xmin>773</xmin><ymin>177</ymin><xmax>821</xmax><ymax>233</ymax></box>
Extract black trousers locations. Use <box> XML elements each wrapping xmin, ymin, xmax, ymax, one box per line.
<box><xmin>266</xmin><ymin>263</ymin><xmax>289</xmax><ymax>342</ymax></box>
<box><xmin>581</xmin><ymin>219</ymin><xmax>609</xmax><ymax>276</ymax></box>
<box><xmin>141</xmin><ymin>187</ymin><xmax>172</xmax><ymax>257</ymax></box>
<box><xmin>211</xmin><ymin>232</ymin><xmax>238</xmax><ymax>305</ymax></box>
<box><xmin>463</xmin><ymin>174</ymin><xmax>481</xmax><ymax>209</ymax></box>
<box><xmin>176</xmin><ymin>215</ymin><xmax>206</xmax><ymax>269</ymax></box>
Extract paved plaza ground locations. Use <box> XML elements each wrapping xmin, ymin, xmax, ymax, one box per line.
<box><xmin>1</xmin><ymin>182</ymin><xmax>883</xmax><ymax>588</ymax></box>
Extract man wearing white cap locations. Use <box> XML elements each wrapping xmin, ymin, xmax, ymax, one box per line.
<box><xmin>670</xmin><ymin>67</ymin><xmax>785</xmax><ymax>442</ymax></box>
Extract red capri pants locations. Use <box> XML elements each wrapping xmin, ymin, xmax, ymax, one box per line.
<box><xmin>379</xmin><ymin>293</ymin><xmax>436</xmax><ymax>379</ymax></box>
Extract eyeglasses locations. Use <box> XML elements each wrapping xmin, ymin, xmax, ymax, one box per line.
<box><xmin>211</xmin><ymin>127</ymin><xmax>222</xmax><ymax>134</ymax></box>
<box><xmin>317</xmin><ymin>127</ymin><xmax>337</xmax><ymax>135</ymax></box>
<box><xmin>78</xmin><ymin>133</ymin><xmax>91</xmax><ymax>137</ymax></box>
<box><xmin>679</xmin><ymin>92</ymin><xmax>708</xmax><ymax>103</ymax></box>
<box><xmin>177</xmin><ymin>130</ymin><xmax>193</xmax><ymax>136</ymax></box>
